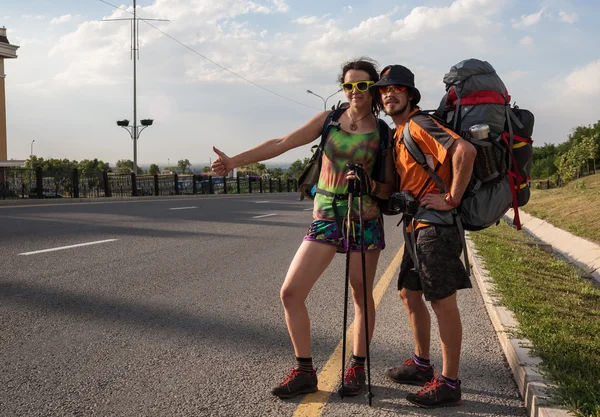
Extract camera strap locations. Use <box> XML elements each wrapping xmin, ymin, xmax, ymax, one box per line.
<box><xmin>402</xmin><ymin>216</ymin><xmax>420</xmax><ymax>272</ymax></box>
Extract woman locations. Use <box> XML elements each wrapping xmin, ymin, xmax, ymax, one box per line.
<box><xmin>211</xmin><ymin>57</ymin><xmax>394</xmax><ymax>398</ymax></box>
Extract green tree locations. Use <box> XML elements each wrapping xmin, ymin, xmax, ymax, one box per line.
<box><xmin>531</xmin><ymin>143</ymin><xmax>558</xmax><ymax>179</ymax></box>
<box><xmin>148</xmin><ymin>164</ymin><xmax>160</xmax><ymax>175</ymax></box>
<box><xmin>286</xmin><ymin>158</ymin><xmax>309</xmax><ymax>179</ymax></box>
<box><xmin>239</xmin><ymin>162</ymin><xmax>266</xmax><ymax>176</ymax></box>
<box><xmin>556</xmin><ymin>142</ymin><xmax>587</xmax><ymax>183</ymax></box>
<box><xmin>177</xmin><ymin>159</ymin><xmax>192</xmax><ymax>174</ymax></box>
<box><xmin>268</xmin><ymin>167</ymin><xmax>283</xmax><ymax>178</ymax></box>
<box><xmin>202</xmin><ymin>165</ymin><xmax>212</xmax><ymax>173</ymax></box>
<box><xmin>78</xmin><ymin>159</ymin><xmax>109</xmax><ymax>176</ymax></box>
<box><xmin>116</xmin><ymin>159</ymin><xmax>143</xmax><ymax>175</ymax></box>
<box><xmin>581</xmin><ymin>135</ymin><xmax>599</xmax><ymax>174</ymax></box>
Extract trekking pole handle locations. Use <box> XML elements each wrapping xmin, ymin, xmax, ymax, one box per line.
<box><xmin>346</xmin><ymin>163</ymin><xmax>366</xmax><ymax>194</ymax></box>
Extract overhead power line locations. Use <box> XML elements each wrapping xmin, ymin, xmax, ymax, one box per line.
<box><xmin>97</xmin><ymin>0</ymin><xmax>321</xmax><ymax>111</ymax></box>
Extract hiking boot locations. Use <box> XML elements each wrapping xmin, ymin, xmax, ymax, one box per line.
<box><xmin>385</xmin><ymin>358</ymin><xmax>434</xmax><ymax>386</ymax></box>
<box><xmin>406</xmin><ymin>376</ymin><xmax>462</xmax><ymax>408</ymax></box>
<box><xmin>271</xmin><ymin>368</ymin><xmax>318</xmax><ymax>399</ymax></box>
<box><xmin>338</xmin><ymin>365</ymin><xmax>366</xmax><ymax>397</ymax></box>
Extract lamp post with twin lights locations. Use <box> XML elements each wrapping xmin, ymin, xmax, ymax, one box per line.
<box><xmin>116</xmin><ymin>118</ymin><xmax>153</xmax><ymax>174</ymax></box>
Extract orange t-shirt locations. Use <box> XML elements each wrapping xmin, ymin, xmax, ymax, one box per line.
<box><xmin>394</xmin><ymin>109</ymin><xmax>461</xmax><ymax>229</ymax></box>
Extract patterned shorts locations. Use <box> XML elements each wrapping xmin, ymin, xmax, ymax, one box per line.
<box><xmin>304</xmin><ymin>217</ymin><xmax>385</xmax><ymax>253</ymax></box>
<box><xmin>398</xmin><ymin>225</ymin><xmax>472</xmax><ymax>301</ymax></box>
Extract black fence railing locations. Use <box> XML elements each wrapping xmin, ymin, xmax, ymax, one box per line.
<box><xmin>0</xmin><ymin>167</ymin><xmax>299</xmax><ymax>200</ymax></box>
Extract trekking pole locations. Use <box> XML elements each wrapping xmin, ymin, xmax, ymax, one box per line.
<box><xmin>338</xmin><ymin>171</ymin><xmax>354</xmax><ymax>399</ymax></box>
<box><xmin>356</xmin><ymin>165</ymin><xmax>374</xmax><ymax>406</ymax></box>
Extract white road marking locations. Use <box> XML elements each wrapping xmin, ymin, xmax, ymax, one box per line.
<box><xmin>169</xmin><ymin>206</ymin><xmax>198</xmax><ymax>210</ymax></box>
<box><xmin>18</xmin><ymin>239</ymin><xmax>119</xmax><ymax>256</ymax></box>
<box><xmin>254</xmin><ymin>201</ymin><xmax>271</xmax><ymax>204</ymax></box>
<box><xmin>252</xmin><ymin>214</ymin><xmax>277</xmax><ymax>219</ymax></box>
<box><xmin>303</xmin><ymin>208</ymin><xmax>313</xmax><ymax>211</ymax></box>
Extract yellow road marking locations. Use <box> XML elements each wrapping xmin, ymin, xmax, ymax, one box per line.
<box><xmin>292</xmin><ymin>245</ymin><xmax>404</xmax><ymax>417</ymax></box>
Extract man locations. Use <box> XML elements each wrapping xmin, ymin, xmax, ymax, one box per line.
<box><xmin>372</xmin><ymin>65</ymin><xmax>477</xmax><ymax>408</ymax></box>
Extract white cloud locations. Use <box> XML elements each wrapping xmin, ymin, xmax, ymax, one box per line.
<box><xmin>22</xmin><ymin>14</ymin><xmax>46</xmax><ymax>21</ymax></box>
<box><xmin>512</xmin><ymin>7</ymin><xmax>546</xmax><ymax>29</ymax></box>
<box><xmin>391</xmin><ymin>0</ymin><xmax>508</xmax><ymax>40</ymax></box>
<box><xmin>50</xmin><ymin>14</ymin><xmax>78</xmax><ymax>25</ymax></box>
<box><xmin>559</xmin><ymin>10</ymin><xmax>578</xmax><ymax>24</ymax></box>
<box><xmin>294</xmin><ymin>16</ymin><xmax>320</xmax><ymax>25</ymax></box>
<box><xmin>344</xmin><ymin>6</ymin><xmax>353</xmax><ymax>14</ymax></box>
<box><xmin>519</xmin><ymin>35</ymin><xmax>533</xmax><ymax>46</ymax></box>
<box><xmin>564</xmin><ymin>60</ymin><xmax>600</xmax><ymax>95</ymax></box>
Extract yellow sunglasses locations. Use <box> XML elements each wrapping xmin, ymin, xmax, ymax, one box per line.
<box><xmin>340</xmin><ymin>80</ymin><xmax>375</xmax><ymax>92</ymax></box>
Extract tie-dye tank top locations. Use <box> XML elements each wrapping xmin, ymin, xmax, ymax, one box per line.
<box><xmin>313</xmin><ymin>127</ymin><xmax>381</xmax><ymax>221</ymax></box>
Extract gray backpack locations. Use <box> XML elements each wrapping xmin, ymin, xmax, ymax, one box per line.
<box><xmin>432</xmin><ymin>58</ymin><xmax>535</xmax><ymax>230</ymax></box>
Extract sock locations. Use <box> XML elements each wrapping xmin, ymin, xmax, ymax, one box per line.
<box><xmin>441</xmin><ymin>375</ymin><xmax>458</xmax><ymax>389</ymax></box>
<box><xmin>296</xmin><ymin>357</ymin><xmax>314</xmax><ymax>373</ymax></box>
<box><xmin>350</xmin><ymin>355</ymin><xmax>366</xmax><ymax>368</ymax></box>
<box><xmin>413</xmin><ymin>354</ymin><xmax>431</xmax><ymax>370</ymax></box>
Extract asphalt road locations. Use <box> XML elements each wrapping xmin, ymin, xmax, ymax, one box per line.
<box><xmin>0</xmin><ymin>194</ymin><xmax>526</xmax><ymax>416</ymax></box>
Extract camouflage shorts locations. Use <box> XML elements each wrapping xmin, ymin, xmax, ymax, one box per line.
<box><xmin>398</xmin><ymin>225</ymin><xmax>472</xmax><ymax>301</ymax></box>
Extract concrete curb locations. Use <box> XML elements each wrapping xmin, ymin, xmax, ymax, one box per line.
<box><xmin>466</xmin><ymin>236</ymin><xmax>574</xmax><ymax>417</ymax></box>
<box><xmin>505</xmin><ymin>210</ymin><xmax>600</xmax><ymax>284</ymax></box>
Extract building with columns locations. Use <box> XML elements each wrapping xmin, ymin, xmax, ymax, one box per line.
<box><xmin>0</xmin><ymin>26</ymin><xmax>20</xmax><ymax>166</ymax></box>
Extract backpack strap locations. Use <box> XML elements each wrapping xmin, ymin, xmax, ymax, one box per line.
<box><xmin>452</xmin><ymin>95</ymin><xmax>462</xmax><ymax>132</ymax></box>
<box><xmin>374</xmin><ymin>118</ymin><xmax>390</xmax><ymax>181</ymax></box>
<box><xmin>504</xmin><ymin>106</ymin><xmax>523</xmax><ymax>230</ymax></box>
<box><xmin>313</xmin><ymin>106</ymin><xmax>348</xmax><ymax>237</ymax></box>
<box><xmin>318</xmin><ymin>106</ymin><xmax>347</xmax><ymax>153</ymax></box>
<box><xmin>402</xmin><ymin>119</ymin><xmax>448</xmax><ymax>195</ymax></box>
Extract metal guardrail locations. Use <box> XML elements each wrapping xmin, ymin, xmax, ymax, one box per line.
<box><xmin>0</xmin><ymin>167</ymin><xmax>299</xmax><ymax>200</ymax></box>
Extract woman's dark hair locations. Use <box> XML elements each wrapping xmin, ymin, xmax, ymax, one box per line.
<box><xmin>337</xmin><ymin>56</ymin><xmax>382</xmax><ymax>116</ymax></box>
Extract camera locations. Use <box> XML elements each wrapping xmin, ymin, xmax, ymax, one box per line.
<box><xmin>387</xmin><ymin>191</ymin><xmax>418</xmax><ymax>216</ymax></box>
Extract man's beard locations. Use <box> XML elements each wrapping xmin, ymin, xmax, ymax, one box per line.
<box><xmin>385</xmin><ymin>101</ymin><xmax>410</xmax><ymax>117</ymax></box>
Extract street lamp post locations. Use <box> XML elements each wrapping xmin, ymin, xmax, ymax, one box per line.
<box><xmin>116</xmin><ymin>118</ymin><xmax>154</xmax><ymax>173</ymax></box>
<box><xmin>30</xmin><ymin>139</ymin><xmax>35</xmax><ymax>158</ymax></box>
<box><xmin>306</xmin><ymin>88</ymin><xmax>342</xmax><ymax>110</ymax></box>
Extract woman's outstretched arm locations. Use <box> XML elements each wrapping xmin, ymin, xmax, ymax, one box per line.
<box><xmin>211</xmin><ymin>111</ymin><xmax>329</xmax><ymax>176</ymax></box>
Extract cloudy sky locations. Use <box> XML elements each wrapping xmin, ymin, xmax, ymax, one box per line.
<box><xmin>3</xmin><ymin>0</ymin><xmax>600</xmax><ymax>167</ymax></box>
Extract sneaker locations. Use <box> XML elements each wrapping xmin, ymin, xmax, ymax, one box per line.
<box><xmin>406</xmin><ymin>376</ymin><xmax>462</xmax><ymax>408</ymax></box>
<box><xmin>385</xmin><ymin>358</ymin><xmax>434</xmax><ymax>386</ymax></box>
<box><xmin>271</xmin><ymin>368</ymin><xmax>318</xmax><ymax>399</ymax></box>
<box><xmin>338</xmin><ymin>365</ymin><xmax>366</xmax><ymax>397</ymax></box>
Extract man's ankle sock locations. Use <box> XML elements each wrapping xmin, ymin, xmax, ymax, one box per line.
<box><xmin>350</xmin><ymin>355</ymin><xmax>366</xmax><ymax>368</ymax></box>
<box><xmin>296</xmin><ymin>357</ymin><xmax>314</xmax><ymax>373</ymax></box>
<box><xmin>413</xmin><ymin>354</ymin><xmax>431</xmax><ymax>370</ymax></box>
<box><xmin>441</xmin><ymin>374</ymin><xmax>458</xmax><ymax>389</ymax></box>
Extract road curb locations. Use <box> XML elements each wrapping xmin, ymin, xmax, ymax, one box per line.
<box><xmin>466</xmin><ymin>236</ymin><xmax>574</xmax><ymax>417</ymax></box>
<box><xmin>504</xmin><ymin>210</ymin><xmax>600</xmax><ymax>284</ymax></box>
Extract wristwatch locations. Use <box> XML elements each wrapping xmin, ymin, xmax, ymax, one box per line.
<box><xmin>444</xmin><ymin>192</ymin><xmax>461</xmax><ymax>208</ymax></box>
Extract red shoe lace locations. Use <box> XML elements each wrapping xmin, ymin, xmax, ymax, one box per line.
<box><xmin>280</xmin><ymin>368</ymin><xmax>302</xmax><ymax>387</ymax></box>
<box><xmin>391</xmin><ymin>357</ymin><xmax>414</xmax><ymax>371</ymax></box>
<box><xmin>344</xmin><ymin>366</ymin><xmax>363</xmax><ymax>384</ymax></box>
<box><xmin>417</xmin><ymin>376</ymin><xmax>443</xmax><ymax>395</ymax></box>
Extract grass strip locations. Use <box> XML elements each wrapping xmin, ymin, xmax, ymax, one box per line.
<box><xmin>528</xmin><ymin>174</ymin><xmax>600</xmax><ymax>245</ymax></box>
<box><xmin>470</xmin><ymin>222</ymin><xmax>600</xmax><ymax>417</ymax></box>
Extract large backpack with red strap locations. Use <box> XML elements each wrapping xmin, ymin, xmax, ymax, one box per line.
<box><xmin>436</xmin><ymin>58</ymin><xmax>534</xmax><ymax>230</ymax></box>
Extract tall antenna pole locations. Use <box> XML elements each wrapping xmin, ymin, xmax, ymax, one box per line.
<box><xmin>133</xmin><ymin>0</ymin><xmax>137</xmax><ymax>174</ymax></box>
<box><xmin>102</xmin><ymin>2</ymin><xmax>167</xmax><ymax>175</ymax></box>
